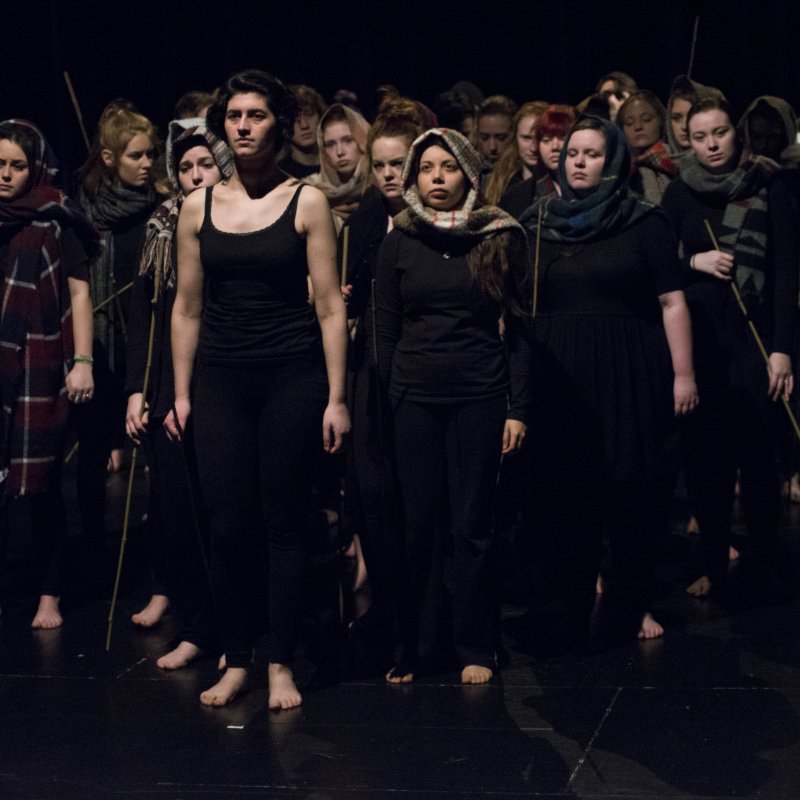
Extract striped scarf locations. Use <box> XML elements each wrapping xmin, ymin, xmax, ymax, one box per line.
<box><xmin>139</xmin><ymin>123</ymin><xmax>234</xmax><ymax>293</ymax></box>
<box><xmin>393</xmin><ymin>128</ymin><xmax>521</xmax><ymax>238</ymax></box>
<box><xmin>679</xmin><ymin>153</ymin><xmax>776</xmax><ymax>298</ymax></box>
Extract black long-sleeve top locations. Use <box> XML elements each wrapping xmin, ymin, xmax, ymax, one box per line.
<box><xmin>338</xmin><ymin>189</ymin><xmax>391</xmax><ymax>371</ymax></box>
<box><xmin>661</xmin><ymin>172</ymin><xmax>797</xmax><ymax>360</ymax></box>
<box><xmin>376</xmin><ymin>227</ymin><xmax>532</xmax><ymax>424</ymax></box>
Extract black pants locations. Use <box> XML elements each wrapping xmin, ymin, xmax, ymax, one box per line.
<box><xmin>392</xmin><ymin>395</ymin><xmax>506</xmax><ymax>671</ymax></box>
<box><xmin>192</xmin><ymin>360</ymin><xmax>327</xmax><ymax>669</ymax></box>
<box><xmin>74</xmin><ymin>345</ymin><xmax>126</xmax><ymax>549</ymax></box>
<box><xmin>0</xmin><ymin>473</ymin><xmax>67</xmax><ymax>599</ymax></box>
<box><xmin>144</xmin><ymin>420</ymin><xmax>213</xmax><ymax>650</ymax></box>
<box><xmin>342</xmin><ymin>362</ymin><xmax>398</xmax><ymax>621</ymax></box>
<box><xmin>682</xmin><ymin>385</ymin><xmax>780</xmax><ymax>583</ymax></box>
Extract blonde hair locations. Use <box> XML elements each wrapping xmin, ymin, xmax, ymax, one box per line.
<box><xmin>485</xmin><ymin>101</ymin><xmax>549</xmax><ymax>206</ymax></box>
<box><xmin>80</xmin><ymin>108</ymin><xmax>160</xmax><ymax>201</ymax></box>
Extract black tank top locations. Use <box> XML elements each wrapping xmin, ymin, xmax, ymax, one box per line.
<box><xmin>197</xmin><ymin>184</ymin><xmax>322</xmax><ymax>366</ymax></box>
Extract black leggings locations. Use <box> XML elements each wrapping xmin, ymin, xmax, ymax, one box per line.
<box><xmin>1</xmin><ymin>475</ymin><xmax>67</xmax><ymax>599</ymax></box>
<box><xmin>682</xmin><ymin>385</ymin><xmax>780</xmax><ymax>583</ymax></box>
<box><xmin>192</xmin><ymin>360</ymin><xmax>328</xmax><ymax>669</ymax></box>
<box><xmin>144</xmin><ymin>421</ymin><xmax>212</xmax><ymax>650</ymax></box>
<box><xmin>392</xmin><ymin>395</ymin><xmax>506</xmax><ymax>671</ymax></box>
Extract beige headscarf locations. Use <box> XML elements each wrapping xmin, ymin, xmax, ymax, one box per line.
<box><xmin>303</xmin><ymin>103</ymin><xmax>371</xmax><ymax>227</ymax></box>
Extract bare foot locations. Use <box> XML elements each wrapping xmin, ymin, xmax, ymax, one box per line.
<box><xmin>350</xmin><ymin>534</ymin><xmax>367</xmax><ymax>591</ymax></box>
<box><xmin>31</xmin><ymin>595</ymin><xmax>62</xmax><ymax>629</ymax></box>
<box><xmin>637</xmin><ymin>612</ymin><xmax>664</xmax><ymax>640</ymax></box>
<box><xmin>200</xmin><ymin>667</ymin><xmax>247</xmax><ymax>706</ymax></box>
<box><xmin>131</xmin><ymin>594</ymin><xmax>169</xmax><ymax>627</ymax></box>
<box><xmin>729</xmin><ymin>545</ymin><xmax>740</xmax><ymax>562</ymax></box>
<box><xmin>268</xmin><ymin>663</ymin><xmax>302</xmax><ymax>711</ymax></box>
<box><xmin>686</xmin><ymin>515</ymin><xmax>700</xmax><ymax>534</ymax></box>
<box><xmin>461</xmin><ymin>665</ymin><xmax>493</xmax><ymax>684</ymax></box>
<box><xmin>687</xmin><ymin>575</ymin><xmax>712</xmax><ymax>597</ymax></box>
<box><xmin>791</xmin><ymin>474</ymin><xmax>800</xmax><ymax>503</ymax></box>
<box><xmin>157</xmin><ymin>641</ymin><xmax>201</xmax><ymax>670</ymax></box>
<box><xmin>218</xmin><ymin>653</ymin><xmax>227</xmax><ymax>671</ymax></box>
<box><xmin>107</xmin><ymin>448</ymin><xmax>123</xmax><ymax>472</ymax></box>
<box><xmin>385</xmin><ymin>666</ymin><xmax>414</xmax><ymax>684</ymax></box>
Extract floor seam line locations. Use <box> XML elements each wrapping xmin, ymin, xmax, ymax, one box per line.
<box><xmin>563</xmin><ymin>684</ymin><xmax>622</xmax><ymax>793</ymax></box>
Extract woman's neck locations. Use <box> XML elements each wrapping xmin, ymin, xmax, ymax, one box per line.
<box><xmin>235</xmin><ymin>154</ymin><xmax>283</xmax><ymax>198</ymax></box>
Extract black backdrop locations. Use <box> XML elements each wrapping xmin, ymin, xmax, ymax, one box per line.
<box><xmin>4</xmin><ymin>0</ymin><xmax>800</xmax><ymax>184</ymax></box>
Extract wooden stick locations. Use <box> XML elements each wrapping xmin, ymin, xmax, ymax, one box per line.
<box><xmin>687</xmin><ymin>15</ymin><xmax>700</xmax><ymax>78</ymax></box>
<box><xmin>703</xmin><ymin>219</ymin><xmax>800</xmax><ymax>443</ymax></box>
<box><xmin>93</xmin><ymin>282</ymin><xmax>133</xmax><ymax>314</ymax></box>
<box><xmin>105</xmin><ymin>270</ymin><xmax>161</xmax><ymax>650</ymax></box>
<box><xmin>105</xmin><ymin>447</ymin><xmax>138</xmax><ymax>651</ymax></box>
<box><xmin>63</xmin><ymin>71</ymin><xmax>91</xmax><ymax>153</ymax></box>
<box><xmin>341</xmin><ymin>225</ymin><xmax>350</xmax><ymax>287</ymax></box>
<box><xmin>532</xmin><ymin>204</ymin><xmax>543</xmax><ymax>317</ymax></box>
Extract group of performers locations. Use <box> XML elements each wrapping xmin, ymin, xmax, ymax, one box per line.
<box><xmin>1</xmin><ymin>67</ymin><xmax>798</xmax><ymax>711</ymax></box>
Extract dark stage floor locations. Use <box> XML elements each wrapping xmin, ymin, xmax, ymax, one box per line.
<box><xmin>2</xmin><ymin>462</ymin><xmax>800</xmax><ymax>800</ymax></box>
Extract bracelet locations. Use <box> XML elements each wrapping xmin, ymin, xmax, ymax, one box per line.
<box><xmin>690</xmin><ymin>254</ymin><xmax>696</xmax><ymax>270</ymax></box>
<box><xmin>73</xmin><ymin>354</ymin><xmax>94</xmax><ymax>365</ymax></box>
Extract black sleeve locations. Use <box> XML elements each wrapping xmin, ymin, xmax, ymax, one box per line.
<box><xmin>61</xmin><ymin>226</ymin><xmax>90</xmax><ymax>282</ymax></box>
<box><xmin>505</xmin><ymin>232</ymin><xmax>533</xmax><ymax>424</ymax></box>
<box><xmin>375</xmin><ymin>230</ymin><xmax>404</xmax><ymax>389</ymax></box>
<box><xmin>660</xmin><ymin>180</ymin><xmax>694</xmax><ymax>273</ymax></box>
<box><xmin>125</xmin><ymin>270</ymin><xmax>155</xmax><ymax>397</ymax></box>
<box><xmin>768</xmin><ymin>174</ymin><xmax>799</xmax><ymax>355</ymax></box>
<box><xmin>641</xmin><ymin>210</ymin><xmax>685</xmax><ymax>295</ymax></box>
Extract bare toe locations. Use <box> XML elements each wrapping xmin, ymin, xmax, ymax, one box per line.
<box><xmin>31</xmin><ymin>596</ymin><xmax>62</xmax><ymax>629</ymax></box>
<box><xmin>461</xmin><ymin>665</ymin><xmax>493</xmax><ymax>684</ymax></box>
<box><xmin>157</xmin><ymin>641</ymin><xmax>201</xmax><ymax>670</ymax></box>
<box><xmin>199</xmin><ymin>667</ymin><xmax>247</xmax><ymax>707</ymax></box>
<box><xmin>131</xmin><ymin>595</ymin><xmax>169</xmax><ymax>628</ymax></box>
<box><xmin>268</xmin><ymin>663</ymin><xmax>302</xmax><ymax>711</ymax></box>
<box><xmin>637</xmin><ymin>612</ymin><xmax>664</xmax><ymax>640</ymax></box>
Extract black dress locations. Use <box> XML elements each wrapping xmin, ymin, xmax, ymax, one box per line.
<box><xmin>530</xmin><ymin>211</ymin><xmax>682</xmax><ymax>481</ymax></box>
<box><xmin>527</xmin><ymin>210</ymin><xmax>683</xmax><ymax>630</ymax></box>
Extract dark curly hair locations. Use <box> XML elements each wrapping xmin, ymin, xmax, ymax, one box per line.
<box><xmin>207</xmin><ymin>69</ymin><xmax>296</xmax><ymax>153</ymax></box>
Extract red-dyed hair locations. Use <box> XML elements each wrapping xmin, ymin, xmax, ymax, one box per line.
<box><xmin>533</xmin><ymin>105</ymin><xmax>577</xmax><ymax>140</ymax></box>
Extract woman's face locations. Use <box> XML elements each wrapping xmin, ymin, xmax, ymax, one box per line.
<box><xmin>224</xmin><ymin>92</ymin><xmax>277</xmax><ymax>159</ymax></box>
<box><xmin>0</xmin><ymin>139</ymin><xmax>30</xmax><ymax>201</ymax></box>
<box><xmin>416</xmin><ymin>144</ymin><xmax>467</xmax><ymax>211</ymax></box>
<box><xmin>689</xmin><ymin>108</ymin><xmax>737</xmax><ymax>170</ymax></box>
<box><xmin>670</xmin><ymin>97</ymin><xmax>692</xmax><ymax>149</ymax></box>
<box><xmin>621</xmin><ymin>98</ymin><xmax>661</xmax><ymax>153</ymax></box>
<box><xmin>565</xmin><ymin>128</ymin><xmax>606</xmax><ymax>194</ymax></box>
<box><xmin>515</xmin><ymin>115</ymin><xmax>539</xmax><ymax>170</ymax></box>
<box><xmin>323</xmin><ymin>120</ymin><xmax>361</xmax><ymax>181</ymax></box>
<box><xmin>105</xmin><ymin>133</ymin><xmax>154</xmax><ymax>187</ymax></box>
<box><xmin>176</xmin><ymin>145</ymin><xmax>222</xmax><ymax>195</ymax></box>
<box><xmin>538</xmin><ymin>132</ymin><xmax>566</xmax><ymax>175</ymax></box>
<box><xmin>371</xmin><ymin>136</ymin><xmax>408</xmax><ymax>202</ymax></box>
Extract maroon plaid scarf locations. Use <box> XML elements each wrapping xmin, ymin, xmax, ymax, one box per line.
<box><xmin>0</xmin><ymin>120</ymin><xmax>98</xmax><ymax>495</ymax></box>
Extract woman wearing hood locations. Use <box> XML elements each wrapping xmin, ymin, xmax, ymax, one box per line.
<box><xmin>617</xmin><ymin>90</ymin><xmax>677</xmax><ymax>205</ymax></box>
<box><xmin>304</xmin><ymin>103</ymin><xmax>371</xmax><ymax>231</ymax></box>
<box><xmin>0</xmin><ymin>120</ymin><xmax>98</xmax><ymax>628</ymax></box>
<box><xmin>376</xmin><ymin>128</ymin><xmax>531</xmax><ymax>685</ymax></box>
<box><xmin>738</xmin><ymin>95</ymin><xmax>798</xmax><ymax>164</ymax></box>
<box><xmin>662</xmin><ymin>96</ymin><xmax>797</xmax><ymax>599</ymax></box>
<box><xmin>666</xmin><ymin>75</ymin><xmax>726</xmax><ymax>157</ymax></box>
<box><xmin>521</xmin><ymin>116</ymin><xmax>696</xmax><ymax>642</ymax></box>
<box><xmin>124</xmin><ymin>121</ymin><xmax>233</xmax><ymax>666</ymax></box>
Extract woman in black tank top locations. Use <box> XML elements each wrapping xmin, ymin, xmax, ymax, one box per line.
<box><xmin>167</xmin><ymin>70</ymin><xmax>350</xmax><ymax>711</ymax></box>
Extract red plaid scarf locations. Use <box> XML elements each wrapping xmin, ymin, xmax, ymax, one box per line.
<box><xmin>0</xmin><ymin>121</ymin><xmax>98</xmax><ymax>495</ymax></box>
